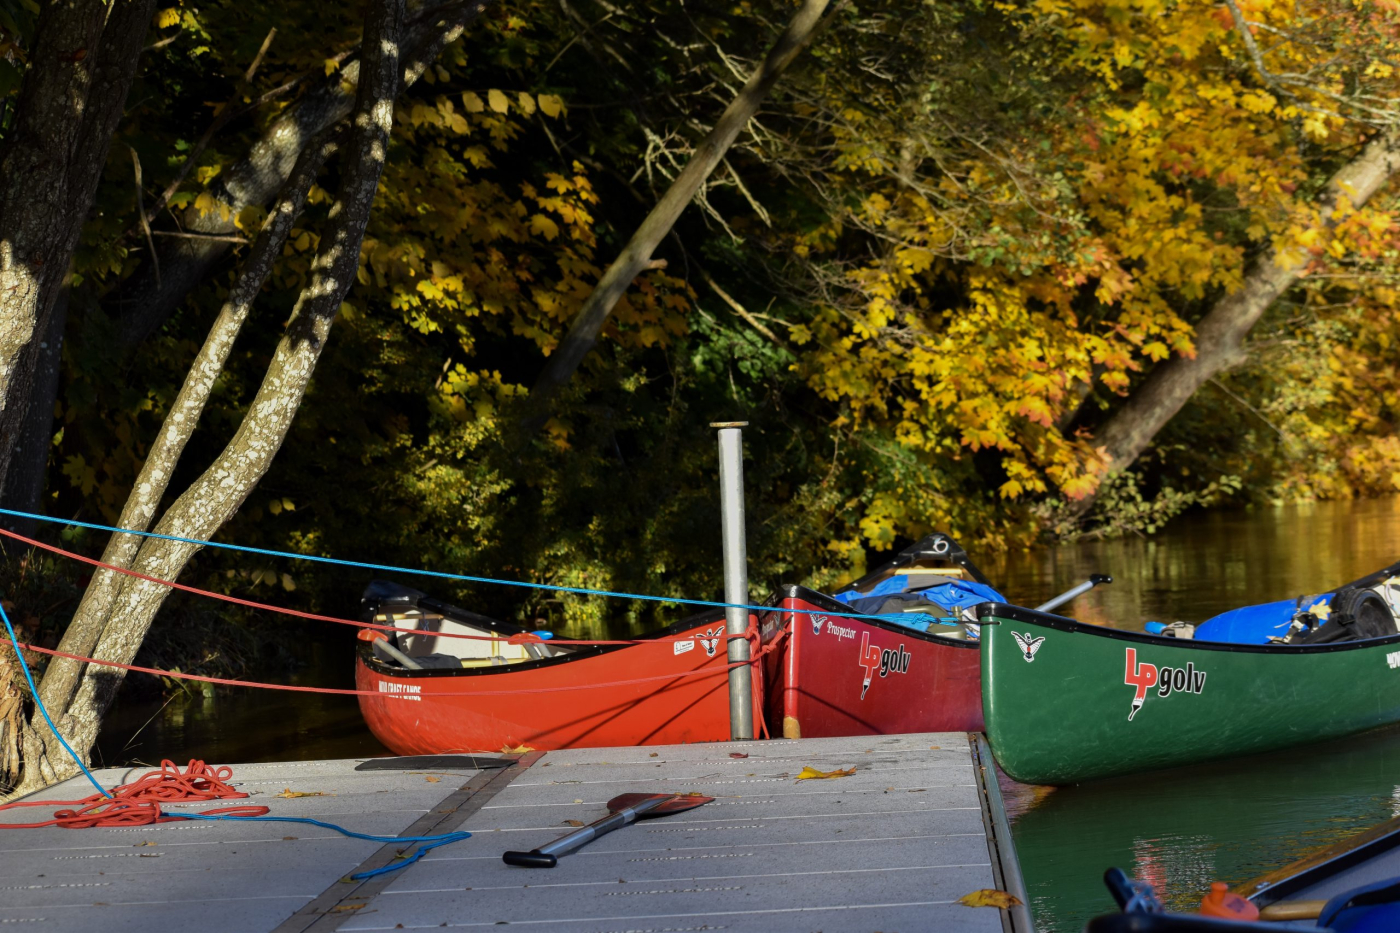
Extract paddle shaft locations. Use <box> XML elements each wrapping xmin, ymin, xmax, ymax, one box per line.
<box><xmin>503</xmin><ymin>795</ymin><xmax>669</xmax><ymax>868</ymax></box>
<box><xmin>1036</xmin><ymin>574</ymin><xmax>1113</xmax><ymax>614</ymax></box>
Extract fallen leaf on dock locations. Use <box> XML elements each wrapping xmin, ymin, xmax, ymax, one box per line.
<box><xmin>958</xmin><ymin>889</ymin><xmax>1023</xmax><ymax>909</ymax></box>
<box><xmin>501</xmin><ymin>743</ymin><xmax>535</xmax><ymax>754</ymax></box>
<box><xmin>424</xmin><ymin>775</ymin><xmax>441</xmax><ymax>783</ymax></box>
<box><xmin>563</xmin><ymin>819</ymin><xmax>585</xmax><ymax>827</ymax></box>
<box><xmin>133</xmin><ymin>841</ymin><xmax>156</xmax><ymax>847</ymax></box>
<box><xmin>649</xmin><ymin>753</ymin><xmax>658</xmax><ymax>757</ymax></box>
<box><xmin>795</xmin><ymin>766</ymin><xmax>856</xmax><ymax>781</ymax></box>
<box><xmin>729</xmin><ymin>753</ymin><xmax>749</xmax><ymax>759</ymax></box>
<box><xmin>330</xmin><ymin>903</ymin><xmax>368</xmax><ymax>913</ymax></box>
<box><xmin>276</xmin><ymin>788</ymin><xmax>330</xmax><ymax>798</ymax></box>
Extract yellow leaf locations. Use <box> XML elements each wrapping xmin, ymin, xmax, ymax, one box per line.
<box><xmin>517</xmin><ymin>92</ymin><xmax>536</xmax><ymax>116</ymax></box>
<box><xmin>538</xmin><ymin>94</ymin><xmax>564</xmax><ymax>118</ymax></box>
<box><xmin>563</xmin><ymin>819</ymin><xmax>585</xmax><ymax>827</ymax></box>
<box><xmin>958</xmin><ymin>889</ymin><xmax>1023</xmax><ymax>909</ymax></box>
<box><xmin>154</xmin><ymin>8</ymin><xmax>180</xmax><ymax>29</ymax></box>
<box><xmin>424</xmin><ymin>775</ymin><xmax>441</xmax><ymax>783</ymax></box>
<box><xmin>276</xmin><ymin>788</ymin><xmax>331</xmax><ymax>799</ymax></box>
<box><xmin>530</xmin><ymin>214</ymin><xmax>559</xmax><ymax>241</ymax></box>
<box><xmin>280</xmin><ymin>573</ymin><xmax>296</xmax><ymax>593</ymax></box>
<box><xmin>461</xmin><ymin>91</ymin><xmax>484</xmax><ymax>113</ymax></box>
<box><xmin>795</xmin><ymin>766</ymin><xmax>856</xmax><ymax>780</ymax></box>
<box><xmin>324</xmin><ymin>58</ymin><xmax>340</xmax><ymax>77</ymax></box>
<box><xmin>488</xmin><ymin>89</ymin><xmax>509</xmax><ymax>113</ymax></box>
<box><xmin>502</xmin><ymin>743</ymin><xmax>535</xmax><ymax>754</ymax></box>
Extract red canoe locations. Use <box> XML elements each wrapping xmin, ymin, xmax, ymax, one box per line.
<box><xmin>354</xmin><ymin>581</ymin><xmax>749</xmax><ymax>753</ymax></box>
<box><xmin>760</xmin><ymin>584</ymin><xmax>984</xmax><ymax>739</ymax></box>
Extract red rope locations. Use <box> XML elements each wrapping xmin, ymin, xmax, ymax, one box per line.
<box><xmin>0</xmin><ymin>759</ymin><xmax>266</xmax><ymax>829</ymax></box>
<box><xmin>0</xmin><ymin>633</ymin><xmax>755</xmax><ymax>697</ymax></box>
<box><xmin>0</xmin><ymin>527</ymin><xmax>671</xmax><ymax>646</ymax></box>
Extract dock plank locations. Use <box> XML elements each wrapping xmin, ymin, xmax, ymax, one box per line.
<box><xmin>0</xmin><ymin>734</ymin><xmax>1028</xmax><ymax>932</ymax></box>
<box><xmin>338</xmin><ymin>733</ymin><xmax>1014</xmax><ymax>933</ymax></box>
<box><xmin>0</xmin><ymin>759</ymin><xmax>480</xmax><ymax>933</ymax></box>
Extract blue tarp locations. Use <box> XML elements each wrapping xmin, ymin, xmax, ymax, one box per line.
<box><xmin>830</xmin><ymin>575</ymin><xmax>1005</xmax><ymax>634</ymax></box>
<box><xmin>1193</xmin><ymin>593</ymin><xmax>1331</xmax><ymax>643</ymax></box>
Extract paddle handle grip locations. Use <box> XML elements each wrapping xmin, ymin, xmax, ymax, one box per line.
<box><xmin>502</xmin><ymin>795</ymin><xmax>668</xmax><ymax>868</ymax></box>
<box><xmin>502</xmin><ymin>849</ymin><xmax>558</xmax><ymax>868</ymax></box>
<box><xmin>504</xmin><ymin>846</ymin><xmax>557</xmax><ymax>868</ymax></box>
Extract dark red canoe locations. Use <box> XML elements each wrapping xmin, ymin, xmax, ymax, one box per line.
<box><xmin>760</xmin><ymin>584</ymin><xmax>983</xmax><ymax>738</ymax></box>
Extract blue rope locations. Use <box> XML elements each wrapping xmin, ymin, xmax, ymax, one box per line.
<box><xmin>0</xmin><ymin>506</ymin><xmax>961</xmax><ymax>627</ymax></box>
<box><xmin>0</xmin><ymin>598</ymin><xmax>109</xmax><ymax>798</ymax></box>
<box><xmin>176</xmin><ymin>812</ymin><xmax>469</xmax><ymax>878</ymax></box>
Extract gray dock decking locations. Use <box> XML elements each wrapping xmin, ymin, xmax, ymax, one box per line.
<box><xmin>0</xmin><ymin>732</ymin><xmax>1029</xmax><ymax>932</ymax></box>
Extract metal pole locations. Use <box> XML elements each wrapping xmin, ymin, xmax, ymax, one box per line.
<box><xmin>712</xmin><ymin>421</ymin><xmax>754</xmax><ymax>741</ymax></box>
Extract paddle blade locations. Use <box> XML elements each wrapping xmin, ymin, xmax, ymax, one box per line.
<box><xmin>606</xmin><ymin>792</ymin><xmax>714</xmax><ymax>816</ymax></box>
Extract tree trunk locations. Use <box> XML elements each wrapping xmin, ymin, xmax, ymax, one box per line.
<box><xmin>27</xmin><ymin>131</ymin><xmax>341</xmax><ymax>759</ymax></box>
<box><xmin>0</xmin><ymin>0</ymin><xmax>155</xmax><ymax>498</ymax></box>
<box><xmin>107</xmin><ymin>0</ymin><xmax>493</xmax><ymax>351</ymax></box>
<box><xmin>522</xmin><ymin>0</ymin><xmax>834</xmax><ymax>426</ymax></box>
<box><xmin>1077</xmin><ymin>130</ymin><xmax>1400</xmax><ymax>513</ymax></box>
<box><xmin>0</xmin><ymin>280</ymin><xmax>67</xmax><ymax>539</ymax></box>
<box><xmin>14</xmin><ymin>0</ymin><xmax>406</xmax><ymax>793</ymax></box>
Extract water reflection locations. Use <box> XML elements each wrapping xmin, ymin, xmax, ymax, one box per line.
<box><xmin>985</xmin><ymin>497</ymin><xmax>1400</xmax><ymax>630</ymax></box>
<box><xmin>1006</xmin><ymin>724</ymin><xmax>1400</xmax><ymax>931</ymax></box>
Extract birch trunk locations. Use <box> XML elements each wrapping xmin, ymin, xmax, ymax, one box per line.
<box><xmin>13</xmin><ymin>0</ymin><xmax>405</xmax><ymax>793</ymax></box>
<box><xmin>0</xmin><ymin>0</ymin><xmax>155</xmax><ymax>497</ymax></box>
<box><xmin>26</xmin><ymin>131</ymin><xmax>341</xmax><ymax>757</ymax></box>
<box><xmin>523</xmin><ymin>0</ymin><xmax>833</xmax><ymax>425</ymax></box>
<box><xmin>1077</xmin><ymin>130</ymin><xmax>1400</xmax><ymax>514</ymax></box>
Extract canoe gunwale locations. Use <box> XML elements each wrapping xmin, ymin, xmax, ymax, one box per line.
<box><xmin>977</xmin><ymin>601</ymin><xmax>1400</xmax><ymax>654</ymax></box>
<box><xmin>1239</xmin><ymin>815</ymin><xmax>1400</xmax><ymax>907</ymax></box>
<box><xmin>358</xmin><ymin>602</ymin><xmax>737</xmax><ymax>680</ymax></box>
<box><xmin>779</xmin><ymin>583</ymin><xmax>979</xmax><ymax>651</ymax></box>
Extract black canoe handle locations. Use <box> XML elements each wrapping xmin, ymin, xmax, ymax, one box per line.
<box><xmin>502</xmin><ymin>850</ymin><xmax>558</xmax><ymax>868</ymax></box>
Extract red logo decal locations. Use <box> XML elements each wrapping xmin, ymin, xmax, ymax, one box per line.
<box><xmin>1124</xmin><ymin>647</ymin><xmax>1157</xmax><ymax>721</ymax></box>
<box><xmin>859</xmin><ymin>632</ymin><xmax>882</xmax><ymax>700</ymax></box>
<box><xmin>857</xmin><ymin>631</ymin><xmax>912</xmax><ymax>700</ymax></box>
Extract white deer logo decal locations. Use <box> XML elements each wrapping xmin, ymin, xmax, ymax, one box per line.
<box><xmin>1012</xmin><ymin>631</ymin><xmax>1045</xmax><ymax>663</ymax></box>
<box><xmin>699</xmin><ymin>627</ymin><xmax>723</xmax><ymax>657</ymax></box>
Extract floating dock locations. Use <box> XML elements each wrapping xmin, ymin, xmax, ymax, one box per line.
<box><xmin>0</xmin><ymin>732</ymin><xmax>1030</xmax><ymax>932</ymax></box>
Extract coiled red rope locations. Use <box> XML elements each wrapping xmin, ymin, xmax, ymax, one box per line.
<box><xmin>0</xmin><ymin>759</ymin><xmax>266</xmax><ymax>829</ymax></box>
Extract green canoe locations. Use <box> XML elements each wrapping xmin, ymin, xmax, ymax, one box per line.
<box><xmin>979</xmin><ymin>603</ymin><xmax>1400</xmax><ymax>785</ymax></box>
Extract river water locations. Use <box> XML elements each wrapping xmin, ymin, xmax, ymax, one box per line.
<box><xmin>94</xmin><ymin>496</ymin><xmax>1400</xmax><ymax>930</ymax></box>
